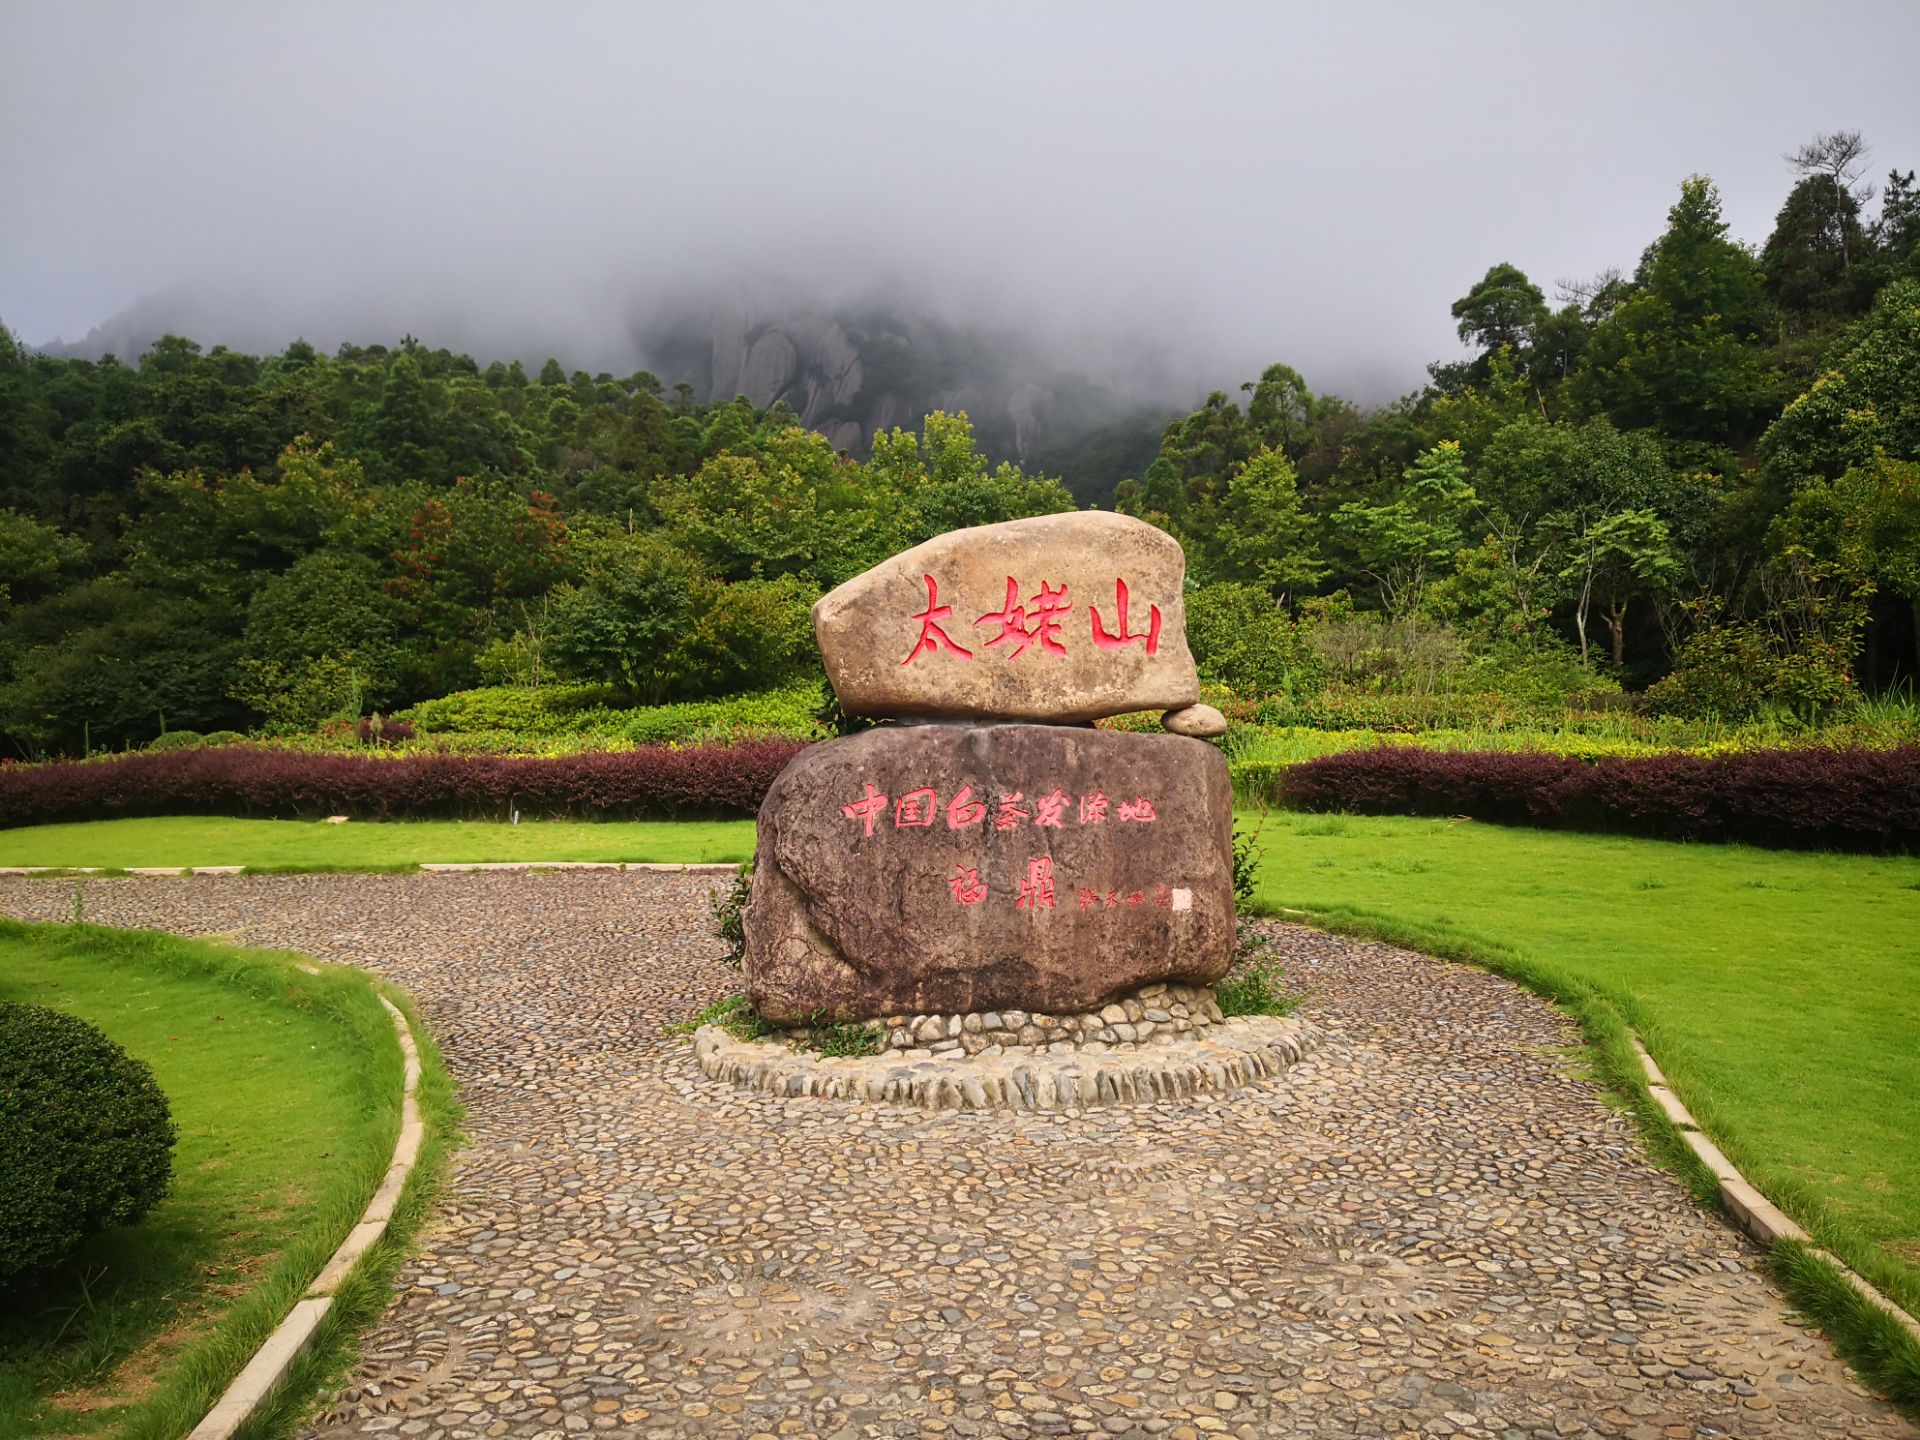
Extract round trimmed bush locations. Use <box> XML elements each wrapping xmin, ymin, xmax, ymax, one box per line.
<box><xmin>200</xmin><ymin>730</ymin><xmax>248</xmax><ymax>747</ymax></box>
<box><xmin>0</xmin><ymin>1002</ymin><xmax>176</xmax><ymax>1283</ymax></box>
<box><xmin>145</xmin><ymin>730</ymin><xmax>205</xmax><ymax>751</ymax></box>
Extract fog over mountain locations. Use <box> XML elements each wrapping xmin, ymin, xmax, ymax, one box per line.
<box><xmin>6</xmin><ymin>1</ymin><xmax>1919</xmax><ymax>428</ymax></box>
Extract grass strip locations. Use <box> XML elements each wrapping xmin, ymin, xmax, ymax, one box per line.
<box><xmin>0</xmin><ymin>817</ymin><xmax>755</xmax><ymax>871</ymax></box>
<box><xmin>231</xmin><ymin>986</ymin><xmax>458</xmax><ymax>1440</ymax></box>
<box><xmin>0</xmin><ymin>921</ymin><xmax>440</xmax><ymax>1439</ymax></box>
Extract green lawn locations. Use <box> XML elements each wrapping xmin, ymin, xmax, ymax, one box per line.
<box><xmin>0</xmin><ymin>816</ymin><xmax>755</xmax><ymax>871</ymax></box>
<box><xmin>0</xmin><ymin>922</ymin><xmax>403</xmax><ymax>1439</ymax></box>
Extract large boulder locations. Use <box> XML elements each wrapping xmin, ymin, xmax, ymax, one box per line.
<box><xmin>745</xmin><ymin>723</ymin><xmax>1234</xmax><ymax>1023</ymax></box>
<box><xmin>814</xmin><ymin>512</ymin><xmax>1199</xmax><ymax>724</ymax></box>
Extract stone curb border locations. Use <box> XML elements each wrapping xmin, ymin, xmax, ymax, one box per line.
<box><xmin>1633</xmin><ymin>1036</ymin><xmax>1920</xmax><ymax>1345</ymax></box>
<box><xmin>0</xmin><ymin>862</ymin><xmax>740</xmax><ymax>877</ymax></box>
<box><xmin>695</xmin><ymin>1014</ymin><xmax>1321</xmax><ymax>1110</ymax></box>
<box><xmin>185</xmin><ymin>993</ymin><xmax>425</xmax><ymax>1440</ymax></box>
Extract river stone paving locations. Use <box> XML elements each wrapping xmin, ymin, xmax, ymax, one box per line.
<box><xmin>1</xmin><ymin>871</ymin><xmax>1908</xmax><ymax>1440</ymax></box>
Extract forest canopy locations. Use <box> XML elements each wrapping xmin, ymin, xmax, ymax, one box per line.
<box><xmin>2</xmin><ymin>133</ymin><xmax>1917</xmax><ymax>758</ymax></box>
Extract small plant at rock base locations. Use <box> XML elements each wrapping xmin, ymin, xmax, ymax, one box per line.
<box><xmin>665</xmin><ymin>993</ymin><xmax>775</xmax><ymax>1041</ymax></box>
<box><xmin>1231</xmin><ymin>817</ymin><xmax>1264</xmax><ymax>913</ymax></box>
<box><xmin>708</xmin><ymin>864</ymin><xmax>752</xmax><ymax>970</ymax></box>
<box><xmin>1224</xmin><ymin>814</ymin><xmax>1293</xmax><ymax>1013</ymax></box>
<box><xmin>1215</xmin><ymin>943</ymin><xmax>1297</xmax><ymax>1020</ymax></box>
<box><xmin>804</xmin><ymin>1016</ymin><xmax>886</xmax><ymax>1059</ymax></box>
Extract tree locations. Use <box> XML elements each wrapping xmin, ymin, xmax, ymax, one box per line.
<box><xmin>1775</xmin><ymin>455</ymin><xmax>1920</xmax><ymax>674</ymax></box>
<box><xmin>1573</xmin><ymin>176</ymin><xmax>1773</xmax><ymax>440</ymax></box>
<box><xmin>1785</xmin><ymin>131</ymin><xmax>1876</xmax><ymax>272</ymax></box>
<box><xmin>1550</xmin><ymin>507</ymin><xmax>1679</xmax><ymax>667</ymax></box>
<box><xmin>233</xmin><ymin>550</ymin><xmax>403</xmax><ymax>718</ymax></box>
<box><xmin>1762</xmin><ymin>174</ymin><xmax>1875</xmax><ymax>325</ymax></box>
<box><xmin>1873</xmin><ymin>169</ymin><xmax>1920</xmax><ymax>280</ymax></box>
<box><xmin>1333</xmin><ymin>441</ymin><xmax>1476</xmax><ymax>619</ymax></box>
<box><xmin>0</xmin><ymin>508</ymin><xmax>86</xmax><ymax>614</ymax></box>
<box><xmin>1451</xmin><ymin>263</ymin><xmax>1549</xmax><ymax>370</ymax></box>
<box><xmin>1760</xmin><ymin>278</ymin><xmax>1920</xmax><ymax>493</ymax></box>
<box><xmin>546</xmin><ymin>535</ymin><xmax>705</xmax><ymax>702</ymax></box>
<box><xmin>1184</xmin><ymin>582</ymin><xmax>1324</xmax><ymax>696</ymax></box>
<box><xmin>1219</xmin><ymin>448</ymin><xmax>1327</xmax><ymax>600</ymax></box>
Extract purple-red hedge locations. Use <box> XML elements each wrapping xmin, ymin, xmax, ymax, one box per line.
<box><xmin>0</xmin><ymin>740</ymin><xmax>811</xmax><ymax>830</ymax></box>
<box><xmin>1279</xmin><ymin>744</ymin><xmax>1920</xmax><ymax>851</ymax></box>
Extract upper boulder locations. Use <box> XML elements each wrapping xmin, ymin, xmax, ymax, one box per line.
<box><xmin>814</xmin><ymin>512</ymin><xmax>1200</xmax><ymax>724</ymax></box>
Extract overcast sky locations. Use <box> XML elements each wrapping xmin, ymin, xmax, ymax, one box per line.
<box><xmin>4</xmin><ymin>0</ymin><xmax>1919</xmax><ymax>401</ymax></box>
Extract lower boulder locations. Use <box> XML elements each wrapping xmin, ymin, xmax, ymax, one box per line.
<box><xmin>744</xmin><ymin>723</ymin><xmax>1234</xmax><ymax>1024</ymax></box>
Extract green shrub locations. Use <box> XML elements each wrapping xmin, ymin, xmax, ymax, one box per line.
<box><xmin>0</xmin><ymin>1003</ymin><xmax>177</xmax><ymax>1283</ymax></box>
<box><xmin>199</xmin><ymin>730</ymin><xmax>248</xmax><ymax>747</ymax></box>
<box><xmin>1215</xmin><ymin>951</ymin><xmax>1296</xmax><ymax>1018</ymax></box>
<box><xmin>145</xmin><ymin>730</ymin><xmax>205</xmax><ymax>751</ymax></box>
<box><xmin>1187</xmin><ymin>583</ymin><xmax>1326</xmax><ymax>698</ymax></box>
<box><xmin>666</xmin><ymin>994</ymin><xmax>776</xmax><ymax>1041</ymax></box>
<box><xmin>404</xmin><ymin>683</ymin><xmax>626</xmax><ymax>736</ymax></box>
<box><xmin>804</xmin><ymin>1018</ymin><xmax>885</xmax><ymax>1058</ymax></box>
<box><xmin>1646</xmin><ymin>621</ymin><xmax>1855</xmax><ymax>722</ymax></box>
<box><xmin>401</xmin><ymin>682</ymin><xmax>824</xmax><ymax>751</ymax></box>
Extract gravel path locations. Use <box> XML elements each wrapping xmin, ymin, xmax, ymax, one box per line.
<box><xmin>1</xmin><ymin>871</ymin><xmax>1908</xmax><ymax>1440</ymax></box>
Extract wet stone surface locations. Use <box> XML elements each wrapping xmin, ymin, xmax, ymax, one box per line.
<box><xmin>0</xmin><ymin>871</ymin><xmax>1909</xmax><ymax>1440</ymax></box>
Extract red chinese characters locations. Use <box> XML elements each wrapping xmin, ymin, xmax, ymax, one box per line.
<box><xmin>840</xmin><ymin>782</ymin><xmax>1155</xmax><ymax>834</ymax></box>
<box><xmin>947</xmin><ymin>784</ymin><xmax>987</xmax><ymax>829</ymax></box>
<box><xmin>1016</xmin><ymin>856</ymin><xmax>1056</xmax><ymax>910</ymax></box>
<box><xmin>949</xmin><ymin>865</ymin><xmax>989</xmax><ymax>905</ymax></box>
<box><xmin>1033</xmin><ymin>788</ymin><xmax>1069</xmax><ymax>828</ymax></box>
<box><xmin>1090</xmin><ymin>577</ymin><xmax>1162</xmax><ymax>654</ymax></box>
<box><xmin>841</xmin><ymin>781</ymin><xmax>889</xmax><ymax>837</ymax></box>
<box><xmin>900</xmin><ymin>574</ymin><xmax>974</xmax><ymax>667</ymax></box>
<box><xmin>903</xmin><ymin>572</ymin><xmax>1167</xmax><ymax>663</ymax></box>
<box><xmin>894</xmin><ymin>786</ymin><xmax>938</xmax><ymax>828</ymax></box>
<box><xmin>976</xmin><ymin>576</ymin><xmax>1072</xmax><ymax>658</ymax></box>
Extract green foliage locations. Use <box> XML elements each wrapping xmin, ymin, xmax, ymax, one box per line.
<box><xmin>1644</xmin><ymin>616</ymin><xmax>1855</xmax><ymax>721</ymax></box>
<box><xmin>1333</xmin><ymin>441</ymin><xmax>1476</xmax><ymax>617</ymax></box>
<box><xmin>709</xmin><ymin>865</ymin><xmax>752</xmax><ymax>971</ymax></box>
<box><xmin>0</xmin><ymin>1002</ymin><xmax>176</xmax><ymax>1283</ymax></box>
<box><xmin>405</xmin><ymin>681</ymin><xmax>625</xmax><ymax>735</ymax></box>
<box><xmin>1761</xmin><ymin>278</ymin><xmax>1920</xmax><ymax>492</ymax></box>
<box><xmin>1573</xmin><ymin>175</ymin><xmax>1775</xmax><ymax>441</ymax></box>
<box><xmin>666</xmin><ymin>993</ymin><xmax>776</xmax><ymax>1041</ymax></box>
<box><xmin>1219</xmin><ymin>447</ymin><xmax>1327</xmax><ymax>597</ymax></box>
<box><xmin>1186</xmin><ymin>583</ymin><xmax>1325</xmax><ymax>697</ymax></box>
<box><xmin>403</xmin><ymin>681</ymin><xmax>822</xmax><ymax>751</ymax></box>
<box><xmin>1230</xmin><ymin>818</ymin><xmax>1262</xmax><ymax>911</ymax></box>
<box><xmin>1214</xmin><ymin>949</ymin><xmax>1296</xmax><ymax>1019</ymax></box>
<box><xmin>145</xmin><ymin>729</ymin><xmax>206</xmax><ymax>751</ymax></box>
<box><xmin>804</xmin><ymin>1017</ymin><xmax>886</xmax><ymax>1058</ymax></box>
<box><xmin>1449</xmin><ymin>262</ymin><xmax>1550</xmax><ymax>378</ymax></box>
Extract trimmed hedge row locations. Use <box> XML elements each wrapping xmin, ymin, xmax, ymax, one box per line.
<box><xmin>1279</xmin><ymin>744</ymin><xmax>1920</xmax><ymax>850</ymax></box>
<box><xmin>0</xmin><ymin>739</ymin><xmax>810</xmax><ymax>829</ymax></box>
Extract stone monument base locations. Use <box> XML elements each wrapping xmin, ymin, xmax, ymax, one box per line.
<box><xmin>692</xmin><ymin>991</ymin><xmax>1319</xmax><ymax>1112</ymax></box>
<box><xmin>869</xmin><ymin>981</ymin><xmax>1228</xmax><ymax>1057</ymax></box>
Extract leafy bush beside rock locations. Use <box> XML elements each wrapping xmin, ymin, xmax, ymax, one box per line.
<box><xmin>0</xmin><ymin>1003</ymin><xmax>177</xmax><ymax>1283</ymax></box>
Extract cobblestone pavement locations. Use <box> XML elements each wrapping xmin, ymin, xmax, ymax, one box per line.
<box><xmin>2</xmin><ymin>871</ymin><xmax>1909</xmax><ymax>1440</ymax></box>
